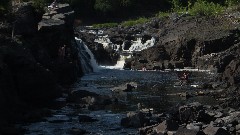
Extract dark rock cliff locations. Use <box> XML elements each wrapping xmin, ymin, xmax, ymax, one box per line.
<box><xmin>0</xmin><ymin>3</ymin><xmax>81</xmax><ymax>128</ymax></box>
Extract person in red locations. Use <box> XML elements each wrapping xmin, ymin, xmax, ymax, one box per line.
<box><xmin>178</xmin><ymin>71</ymin><xmax>189</xmax><ymax>81</ymax></box>
<box><xmin>182</xmin><ymin>72</ymin><xmax>189</xmax><ymax>80</ymax></box>
<box><xmin>177</xmin><ymin>71</ymin><xmax>190</xmax><ymax>86</ymax></box>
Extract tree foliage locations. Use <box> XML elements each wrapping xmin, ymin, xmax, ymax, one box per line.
<box><xmin>189</xmin><ymin>0</ymin><xmax>224</xmax><ymax>16</ymax></box>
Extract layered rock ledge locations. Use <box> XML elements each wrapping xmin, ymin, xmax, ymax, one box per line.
<box><xmin>0</xmin><ymin>3</ymin><xmax>80</xmax><ymax>133</ymax></box>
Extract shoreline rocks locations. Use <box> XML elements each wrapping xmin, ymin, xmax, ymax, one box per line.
<box><xmin>136</xmin><ymin>102</ymin><xmax>239</xmax><ymax>135</ymax></box>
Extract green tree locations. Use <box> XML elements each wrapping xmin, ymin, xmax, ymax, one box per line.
<box><xmin>225</xmin><ymin>0</ymin><xmax>240</xmax><ymax>6</ymax></box>
<box><xmin>189</xmin><ymin>0</ymin><xmax>224</xmax><ymax>16</ymax></box>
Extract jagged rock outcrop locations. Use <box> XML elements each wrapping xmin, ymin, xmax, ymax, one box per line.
<box><xmin>125</xmin><ymin>15</ymin><xmax>240</xmax><ymax>70</ymax></box>
<box><xmin>0</xmin><ymin>3</ymin><xmax>80</xmax><ymax>130</ymax></box>
<box><xmin>35</xmin><ymin>4</ymin><xmax>80</xmax><ymax>84</ymax></box>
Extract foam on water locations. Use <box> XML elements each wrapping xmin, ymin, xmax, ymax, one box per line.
<box><xmin>128</xmin><ymin>37</ymin><xmax>155</xmax><ymax>52</ymax></box>
<box><xmin>101</xmin><ymin>60</ymin><xmax>125</xmax><ymax>70</ymax></box>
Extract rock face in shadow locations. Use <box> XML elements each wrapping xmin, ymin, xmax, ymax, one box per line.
<box><xmin>222</xmin><ymin>58</ymin><xmax>240</xmax><ymax>85</ymax></box>
<box><xmin>0</xmin><ymin>3</ymin><xmax>80</xmax><ymax>128</ymax></box>
<box><xmin>0</xmin><ymin>45</ymin><xmax>59</xmax><ymax>104</ymax></box>
<box><xmin>14</xmin><ymin>4</ymin><xmax>41</xmax><ymax>36</ymax></box>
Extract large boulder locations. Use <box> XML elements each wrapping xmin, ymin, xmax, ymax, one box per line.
<box><xmin>121</xmin><ymin>111</ymin><xmax>149</xmax><ymax>128</ymax></box>
<box><xmin>153</xmin><ymin>120</ymin><xmax>179</xmax><ymax>134</ymax></box>
<box><xmin>179</xmin><ymin>102</ymin><xmax>213</xmax><ymax>124</ymax></box>
<box><xmin>222</xmin><ymin>59</ymin><xmax>240</xmax><ymax>85</ymax></box>
<box><xmin>203</xmin><ymin>125</ymin><xmax>230</xmax><ymax>135</ymax></box>
<box><xmin>67</xmin><ymin>90</ymin><xmax>98</xmax><ymax>103</ymax></box>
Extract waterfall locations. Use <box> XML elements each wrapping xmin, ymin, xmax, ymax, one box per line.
<box><xmin>101</xmin><ymin>55</ymin><xmax>127</xmax><ymax>70</ymax></box>
<box><xmin>75</xmin><ymin>37</ymin><xmax>99</xmax><ymax>74</ymax></box>
<box><xmin>94</xmin><ymin>36</ymin><xmax>156</xmax><ymax>52</ymax></box>
<box><xmin>94</xmin><ymin>35</ymin><xmax>156</xmax><ymax>69</ymax></box>
<box><xmin>81</xmin><ymin>29</ymin><xmax>157</xmax><ymax>70</ymax></box>
<box><xmin>94</xmin><ymin>35</ymin><xmax>121</xmax><ymax>51</ymax></box>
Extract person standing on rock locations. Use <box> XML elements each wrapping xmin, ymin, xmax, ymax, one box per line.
<box><xmin>58</xmin><ymin>46</ymin><xmax>63</xmax><ymax>62</ymax></box>
<box><xmin>62</xmin><ymin>45</ymin><xmax>66</xmax><ymax>60</ymax></box>
<box><xmin>58</xmin><ymin>45</ymin><xmax>66</xmax><ymax>62</ymax></box>
<box><xmin>48</xmin><ymin>0</ymin><xmax>58</xmax><ymax>8</ymax></box>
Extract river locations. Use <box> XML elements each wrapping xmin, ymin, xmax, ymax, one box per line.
<box><xmin>23</xmin><ymin>68</ymin><xmax>217</xmax><ymax>135</ymax></box>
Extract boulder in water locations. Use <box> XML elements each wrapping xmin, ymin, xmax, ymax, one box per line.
<box><xmin>78</xmin><ymin>115</ymin><xmax>98</xmax><ymax>123</ymax></box>
<box><xmin>111</xmin><ymin>82</ymin><xmax>137</xmax><ymax>92</ymax></box>
<box><xmin>67</xmin><ymin>90</ymin><xmax>98</xmax><ymax>103</ymax></box>
<box><xmin>121</xmin><ymin>111</ymin><xmax>149</xmax><ymax>128</ymax></box>
<box><xmin>153</xmin><ymin>120</ymin><xmax>179</xmax><ymax>134</ymax></box>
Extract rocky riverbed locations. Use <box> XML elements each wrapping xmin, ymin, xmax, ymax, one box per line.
<box><xmin>0</xmin><ymin>1</ymin><xmax>240</xmax><ymax>135</ymax></box>
<box><xmin>19</xmin><ymin>68</ymin><xmax>238</xmax><ymax>135</ymax></box>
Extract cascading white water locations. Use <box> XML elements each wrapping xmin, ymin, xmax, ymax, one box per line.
<box><xmin>128</xmin><ymin>37</ymin><xmax>155</xmax><ymax>52</ymax></box>
<box><xmin>94</xmin><ymin>35</ymin><xmax>111</xmax><ymax>48</ymax></box>
<box><xmin>94</xmin><ymin>35</ymin><xmax>121</xmax><ymax>51</ymax></box>
<box><xmin>101</xmin><ymin>55</ymin><xmax>127</xmax><ymax>69</ymax></box>
<box><xmin>94</xmin><ymin>35</ymin><xmax>156</xmax><ymax>69</ymax></box>
<box><xmin>81</xmin><ymin>28</ymin><xmax>157</xmax><ymax>69</ymax></box>
<box><xmin>75</xmin><ymin>37</ymin><xmax>99</xmax><ymax>73</ymax></box>
<box><xmin>94</xmin><ymin>36</ymin><xmax>156</xmax><ymax>52</ymax></box>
